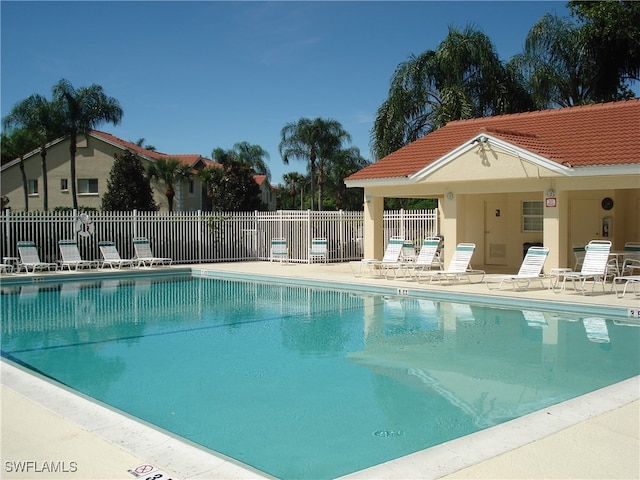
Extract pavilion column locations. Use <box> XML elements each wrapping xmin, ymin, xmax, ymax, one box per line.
<box><xmin>440</xmin><ymin>193</ymin><xmax>458</xmax><ymax>267</ymax></box>
<box><xmin>363</xmin><ymin>194</ymin><xmax>384</xmax><ymax>259</ymax></box>
<box><xmin>543</xmin><ymin>189</ymin><xmax>569</xmax><ymax>270</ymax></box>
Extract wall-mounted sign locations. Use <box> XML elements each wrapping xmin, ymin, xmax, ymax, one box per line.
<box><xmin>546</xmin><ymin>197</ymin><xmax>557</xmax><ymax>208</ymax></box>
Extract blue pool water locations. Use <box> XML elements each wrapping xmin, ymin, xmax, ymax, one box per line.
<box><xmin>2</xmin><ymin>275</ymin><xmax>639</xmax><ymax>479</ymax></box>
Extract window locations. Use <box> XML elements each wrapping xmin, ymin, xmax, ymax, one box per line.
<box><xmin>28</xmin><ymin>179</ymin><xmax>38</xmax><ymax>195</ymax></box>
<box><xmin>77</xmin><ymin>178</ymin><xmax>98</xmax><ymax>194</ymax></box>
<box><xmin>60</xmin><ymin>179</ymin><xmax>68</xmax><ymax>191</ymax></box>
<box><xmin>522</xmin><ymin>201</ymin><xmax>543</xmax><ymax>232</ymax></box>
<box><xmin>188</xmin><ymin>179</ymin><xmax>195</xmax><ymax>195</ymax></box>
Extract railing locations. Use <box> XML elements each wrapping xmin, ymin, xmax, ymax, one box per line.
<box><xmin>1</xmin><ymin>209</ymin><xmax>438</xmax><ymax>265</ymax></box>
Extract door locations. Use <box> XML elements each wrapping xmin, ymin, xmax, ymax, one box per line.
<box><xmin>485</xmin><ymin>201</ymin><xmax>508</xmax><ymax>265</ymax></box>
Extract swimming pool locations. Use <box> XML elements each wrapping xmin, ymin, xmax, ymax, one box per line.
<box><xmin>2</xmin><ymin>274</ymin><xmax>639</xmax><ymax>479</ymax></box>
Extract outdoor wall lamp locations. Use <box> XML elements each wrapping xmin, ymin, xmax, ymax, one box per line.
<box><xmin>546</xmin><ymin>189</ymin><xmax>555</xmax><ymax>198</ymax></box>
<box><xmin>446</xmin><ymin>192</ymin><xmax>455</xmax><ymax>200</ymax></box>
<box><xmin>364</xmin><ymin>194</ymin><xmax>373</xmax><ymax>203</ymax></box>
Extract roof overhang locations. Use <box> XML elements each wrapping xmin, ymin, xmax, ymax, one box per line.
<box><xmin>345</xmin><ymin>133</ymin><xmax>637</xmax><ymax>188</ymax></box>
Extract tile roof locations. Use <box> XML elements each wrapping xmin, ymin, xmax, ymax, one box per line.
<box><xmin>91</xmin><ymin>130</ymin><xmax>214</xmax><ymax>167</ymax></box>
<box><xmin>347</xmin><ymin>99</ymin><xmax>640</xmax><ymax>181</ymax></box>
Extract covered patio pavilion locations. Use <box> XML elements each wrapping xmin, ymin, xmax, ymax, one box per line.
<box><xmin>345</xmin><ymin>100</ymin><xmax>640</xmax><ymax>273</ymax></box>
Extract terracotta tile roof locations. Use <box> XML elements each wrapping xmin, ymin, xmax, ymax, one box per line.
<box><xmin>91</xmin><ymin>130</ymin><xmax>215</xmax><ymax>167</ymax></box>
<box><xmin>347</xmin><ymin>99</ymin><xmax>640</xmax><ymax>181</ymax></box>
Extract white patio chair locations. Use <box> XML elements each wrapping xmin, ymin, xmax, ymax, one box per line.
<box><xmin>384</xmin><ymin>237</ymin><xmax>442</xmax><ymax>279</ymax></box>
<box><xmin>358</xmin><ymin>236</ymin><xmax>404</xmax><ymax>277</ymax></box>
<box><xmin>418</xmin><ymin>243</ymin><xmax>484</xmax><ymax>284</ymax></box>
<box><xmin>554</xmin><ymin>240</ymin><xmax>611</xmax><ymax>294</ymax></box>
<box><xmin>58</xmin><ymin>239</ymin><xmax>97</xmax><ymax>270</ymax></box>
<box><xmin>270</xmin><ymin>237</ymin><xmax>289</xmax><ymax>263</ymax></box>
<box><xmin>572</xmin><ymin>244</ymin><xmax>586</xmax><ymax>270</ymax></box>
<box><xmin>16</xmin><ymin>241</ymin><xmax>58</xmax><ymax>273</ymax></box>
<box><xmin>308</xmin><ymin>237</ymin><xmax>328</xmax><ymax>264</ymax></box>
<box><xmin>485</xmin><ymin>246</ymin><xmax>549</xmax><ymax>291</ymax></box>
<box><xmin>99</xmin><ymin>241</ymin><xmax>137</xmax><ymax>269</ymax></box>
<box><xmin>132</xmin><ymin>237</ymin><xmax>172</xmax><ymax>267</ymax></box>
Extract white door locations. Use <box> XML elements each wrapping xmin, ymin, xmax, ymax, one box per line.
<box><xmin>485</xmin><ymin>201</ymin><xmax>508</xmax><ymax>265</ymax></box>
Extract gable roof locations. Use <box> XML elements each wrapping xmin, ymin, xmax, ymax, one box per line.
<box><xmin>347</xmin><ymin>99</ymin><xmax>640</xmax><ymax>182</ymax></box>
<box><xmin>91</xmin><ymin>130</ymin><xmax>214</xmax><ymax>168</ymax></box>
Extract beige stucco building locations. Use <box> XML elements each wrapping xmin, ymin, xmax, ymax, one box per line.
<box><xmin>1</xmin><ymin>130</ymin><xmax>277</xmax><ymax>212</ymax></box>
<box><xmin>345</xmin><ymin>100</ymin><xmax>640</xmax><ymax>272</ymax></box>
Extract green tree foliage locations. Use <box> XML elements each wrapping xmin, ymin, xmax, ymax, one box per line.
<box><xmin>569</xmin><ymin>0</ymin><xmax>640</xmax><ymax>100</ymax></box>
<box><xmin>201</xmin><ymin>160</ymin><xmax>263</xmax><ymax>212</ymax></box>
<box><xmin>279</xmin><ymin>117</ymin><xmax>351</xmax><ymax>210</ymax></box>
<box><xmin>372</xmin><ymin>26</ymin><xmax>535</xmax><ymax>159</ymax></box>
<box><xmin>101</xmin><ymin>151</ymin><xmax>158</xmax><ymax>211</ymax></box>
<box><xmin>147</xmin><ymin>157</ymin><xmax>193</xmax><ymax>212</ymax></box>
<box><xmin>0</xmin><ymin>129</ymin><xmax>39</xmax><ymax>211</ymax></box>
<box><xmin>3</xmin><ymin>94</ymin><xmax>62</xmax><ymax>211</ymax></box>
<box><xmin>510</xmin><ymin>14</ymin><xmax>599</xmax><ymax>108</ymax></box>
<box><xmin>324</xmin><ymin>146</ymin><xmax>370</xmax><ymax>211</ymax></box>
<box><xmin>52</xmin><ymin>79</ymin><xmax>123</xmax><ymax>210</ymax></box>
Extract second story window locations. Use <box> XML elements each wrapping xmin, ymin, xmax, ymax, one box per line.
<box><xmin>28</xmin><ymin>179</ymin><xmax>38</xmax><ymax>195</ymax></box>
<box><xmin>60</xmin><ymin>178</ymin><xmax>69</xmax><ymax>191</ymax></box>
<box><xmin>78</xmin><ymin>178</ymin><xmax>98</xmax><ymax>195</ymax></box>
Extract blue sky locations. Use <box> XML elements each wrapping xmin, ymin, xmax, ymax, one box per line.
<box><xmin>1</xmin><ymin>1</ymin><xmax>570</xmax><ymax>185</ymax></box>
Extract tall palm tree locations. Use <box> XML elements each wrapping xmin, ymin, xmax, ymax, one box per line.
<box><xmin>147</xmin><ymin>157</ymin><xmax>193</xmax><ymax>212</ymax></box>
<box><xmin>372</xmin><ymin>26</ymin><xmax>534</xmax><ymax>159</ymax></box>
<box><xmin>52</xmin><ymin>79</ymin><xmax>123</xmax><ymax>210</ymax></box>
<box><xmin>282</xmin><ymin>172</ymin><xmax>306</xmax><ymax>210</ymax></box>
<box><xmin>196</xmin><ymin>165</ymin><xmax>224</xmax><ymax>211</ymax></box>
<box><xmin>325</xmin><ymin>146</ymin><xmax>369</xmax><ymax>210</ymax></box>
<box><xmin>509</xmin><ymin>14</ymin><xmax>596</xmax><ymax>108</ymax></box>
<box><xmin>0</xmin><ymin>129</ymin><xmax>38</xmax><ymax>211</ymax></box>
<box><xmin>279</xmin><ymin>117</ymin><xmax>350</xmax><ymax>211</ymax></box>
<box><xmin>3</xmin><ymin>94</ymin><xmax>62</xmax><ymax>211</ymax></box>
<box><xmin>233</xmin><ymin>141</ymin><xmax>271</xmax><ymax>180</ymax></box>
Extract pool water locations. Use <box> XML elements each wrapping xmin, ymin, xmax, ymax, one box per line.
<box><xmin>2</xmin><ymin>275</ymin><xmax>639</xmax><ymax>479</ymax></box>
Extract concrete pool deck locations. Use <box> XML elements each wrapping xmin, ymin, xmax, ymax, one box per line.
<box><xmin>1</xmin><ymin>261</ymin><xmax>639</xmax><ymax>479</ymax></box>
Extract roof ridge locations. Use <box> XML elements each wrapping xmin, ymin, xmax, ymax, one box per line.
<box><xmin>448</xmin><ymin>99</ymin><xmax>640</xmax><ymax>126</ymax></box>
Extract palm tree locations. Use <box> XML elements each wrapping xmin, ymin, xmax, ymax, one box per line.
<box><xmin>52</xmin><ymin>79</ymin><xmax>123</xmax><ymax>210</ymax></box>
<box><xmin>509</xmin><ymin>14</ymin><xmax>596</xmax><ymax>108</ymax></box>
<box><xmin>196</xmin><ymin>165</ymin><xmax>224</xmax><ymax>211</ymax></box>
<box><xmin>133</xmin><ymin>138</ymin><xmax>157</xmax><ymax>151</ymax></box>
<box><xmin>147</xmin><ymin>157</ymin><xmax>193</xmax><ymax>212</ymax></box>
<box><xmin>325</xmin><ymin>146</ymin><xmax>369</xmax><ymax>210</ymax></box>
<box><xmin>279</xmin><ymin>117</ymin><xmax>351</xmax><ymax>211</ymax></box>
<box><xmin>0</xmin><ymin>129</ymin><xmax>38</xmax><ymax>211</ymax></box>
<box><xmin>233</xmin><ymin>141</ymin><xmax>271</xmax><ymax>180</ymax></box>
<box><xmin>3</xmin><ymin>94</ymin><xmax>62</xmax><ymax>211</ymax></box>
<box><xmin>282</xmin><ymin>172</ymin><xmax>306</xmax><ymax>209</ymax></box>
<box><xmin>372</xmin><ymin>26</ymin><xmax>534</xmax><ymax>159</ymax></box>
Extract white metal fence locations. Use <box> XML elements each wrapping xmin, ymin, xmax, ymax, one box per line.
<box><xmin>1</xmin><ymin>209</ymin><xmax>438</xmax><ymax>265</ymax></box>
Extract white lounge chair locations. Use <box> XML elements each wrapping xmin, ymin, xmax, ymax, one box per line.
<box><xmin>485</xmin><ymin>246</ymin><xmax>549</xmax><ymax>291</ymax></box>
<box><xmin>358</xmin><ymin>236</ymin><xmax>404</xmax><ymax>277</ymax></box>
<box><xmin>16</xmin><ymin>241</ymin><xmax>58</xmax><ymax>273</ymax></box>
<box><xmin>308</xmin><ymin>237</ymin><xmax>327</xmax><ymax>263</ymax></box>
<box><xmin>270</xmin><ymin>237</ymin><xmax>289</xmax><ymax>263</ymax></box>
<box><xmin>133</xmin><ymin>237</ymin><xmax>172</xmax><ymax>267</ymax></box>
<box><xmin>417</xmin><ymin>243</ymin><xmax>484</xmax><ymax>284</ymax></box>
<box><xmin>572</xmin><ymin>244</ymin><xmax>586</xmax><ymax>270</ymax></box>
<box><xmin>99</xmin><ymin>241</ymin><xmax>137</xmax><ymax>269</ymax></box>
<box><xmin>554</xmin><ymin>240</ymin><xmax>611</xmax><ymax>294</ymax></box>
<box><xmin>58</xmin><ymin>239</ymin><xmax>97</xmax><ymax>270</ymax></box>
<box><xmin>384</xmin><ymin>237</ymin><xmax>442</xmax><ymax>279</ymax></box>
<box><xmin>613</xmin><ymin>275</ymin><xmax>640</xmax><ymax>298</ymax></box>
